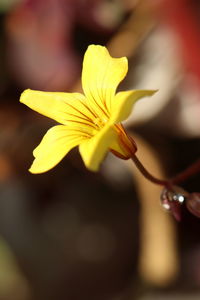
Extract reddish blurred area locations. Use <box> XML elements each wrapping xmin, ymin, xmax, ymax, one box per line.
<box><xmin>5</xmin><ymin>0</ymin><xmax>114</xmax><ymax>91</ymax></box>
<box><xmin>156</xmin><ymin>0</ymin><xmax>200</xmax><ymax>87</ymax></box>
<box><xmin>0</xmin><ymin>0</ymin><xmax>199</xmax><ymax>300</ymax></box>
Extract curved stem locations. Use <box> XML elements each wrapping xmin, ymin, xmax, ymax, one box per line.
<box><xmin>131</xmin><ymin>155</ymin><xmax>200</xmax><ymax>187</ymax></box>
<box><xmin>171</xmin><ymin>158</ymin><xmax>200</xmax><ymax>184</ymax></box>
<box><xmin>131</xmin><ymin>155</ymin><xmax>169</xmax><ymax>186</ymax></box>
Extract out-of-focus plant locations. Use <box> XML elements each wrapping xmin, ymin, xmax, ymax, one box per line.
<box><xmin>0</xmin><ymin>237</ymin><xmax>30</xmax><ymax>300</ymax></box>
<box><xmin>0</xmin><ymin>0</ymin><xmax>20</xmax><ymax>13</ymax></box>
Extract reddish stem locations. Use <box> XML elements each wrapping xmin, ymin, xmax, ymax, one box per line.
<box><xmin>131</xmin><ymin>155</ymin><xmax>200</xmax><ymax>187</ymax></box>
<box><xmin>172</xmin><ymin>159</ymin><xmax>200</xmax><ymax>184</ymax></box>
<box><xmin>131</xmin><ymin>155</ymin><xmax>169</xmax><ymax>186</ymax></box>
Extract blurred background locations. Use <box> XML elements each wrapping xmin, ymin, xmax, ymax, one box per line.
<box><xmin>0</xmin><ymin>0</ymin><xmax>200</xmax><ymax>299</ymax></box>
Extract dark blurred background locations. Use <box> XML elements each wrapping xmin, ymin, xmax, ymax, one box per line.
<box><xmin>0</xmin><ymin>0</ymin><xmax>200</xmax><ymax>299</ymax></box>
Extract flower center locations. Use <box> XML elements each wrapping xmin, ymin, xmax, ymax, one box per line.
<box><xmin>93</xmin><ymin>117</ymin><xmax>107</xmax><ymax>129</ymax></box>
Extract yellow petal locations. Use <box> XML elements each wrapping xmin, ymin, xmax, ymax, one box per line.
<box><xmin>79</xmin><ymin>123</ymin><xmax>117</xmax><ymax>171</ymax></box>
<box><xmin>29</xmin><ymin>125</ymin><xmax>86</xmax><ymax>174</ymax></box>
<box><xmin>20</xmin><ymin>89</ymin><xmax>96</xmax><ymax>126</ymax></box>
<box><xmin>82</xmin><ymin>45</ymin><xmax>128</xmax><ymax>117</ymax></box>
<box><xmin>109</xmin><ymin>137</ymin><xmax>128</xmax><ymax>158</ymax></box>
<box><xmin>110</xmin><ymin>90</ymin><xmax>158</xmax><ymax>123</ymax></box>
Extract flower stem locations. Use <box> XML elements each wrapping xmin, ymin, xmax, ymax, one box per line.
<box><xmin>171</xmin><ymin>158</ymin><xmax>200</xmax><ymax>184</ymax></box>
<box><xmin>131</xmin><ymin>155</ymin><xmax>200</xmax><ymax>187</ymax></box>
<box><xmin>131</xmin><ymin>155</ymin><xmax>169</xmax><ymax>186</ymax></box>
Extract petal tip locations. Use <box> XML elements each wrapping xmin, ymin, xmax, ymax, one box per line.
<box><xmin>86</xmin><ymin>44</ymin><xmax>108</xmax><ymax>56</ymax></box>
<box><xmin>150</xmin><ymin>89</ymin><xmax>159</xmax><ymax>95</ymax></box>
<box><xmin>85</xmin><ymin>164</ymin><xmax>99</xmax><ymax>172</ymax></box>
<box><xmin>28</xmin><ymin>166</ymin><xmax>37</xmax><ymax>174</ymax></box>
<box><xmin>20</xmin><ymin>89</ymin><xmax>31</xmax><ymax>104</ymax></box>
<box><xmin>28</xmin><ymin>160</ymin><xmax>44</xmax><ymax>174</ymax></box>
<box><xmin>29</xmin><ymin>165</ymin><xmax>45</xmax><ymax>174</ymax></box>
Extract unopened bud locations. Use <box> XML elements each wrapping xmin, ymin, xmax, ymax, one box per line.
<box><xmin>186</xmin><ymin>193</ymin><xmax>200</xmax><ymax>218</ymax></box>
<box><xmin>160</xmin><ymin>185</ymin><xmax>188</xmax><ymax>221</ymax></box>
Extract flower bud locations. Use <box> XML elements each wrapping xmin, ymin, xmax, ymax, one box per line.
<box><xmin>186</xmin><ymin>193</ymin><xmax>200</xmax><ymax>218</ymax></box>
<box><xmin>160</xmin><ymin>185</ymin><xmax>188</xmax><ymax>221</ymax></box>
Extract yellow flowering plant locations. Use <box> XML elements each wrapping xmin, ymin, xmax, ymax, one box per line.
<box><xmin>20</xmin><ymin>45</ymin><xmax>155</xmax><ymax>174</ymax></box>
<box><xmin>20</xmin><ymin>44</ymin><xmax>200</xmax><ymax>220</ymax></box>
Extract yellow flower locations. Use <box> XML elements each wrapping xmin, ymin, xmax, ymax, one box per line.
<box><xmin>20</xmin><ymin>45</ymin><xmax>156</xmax><ymax>174</ymax></box>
